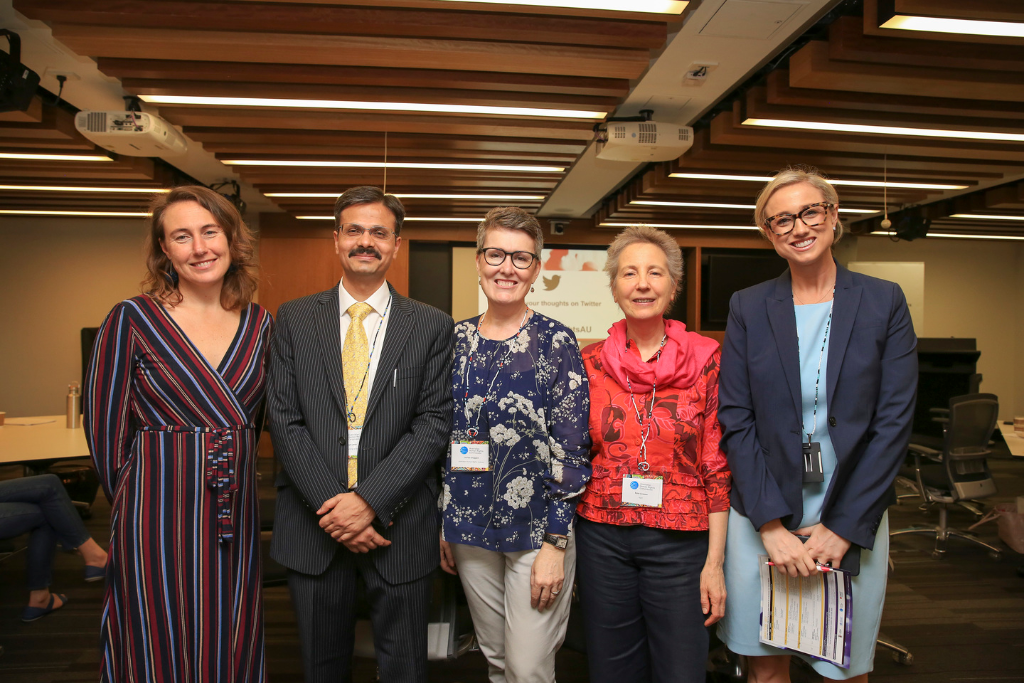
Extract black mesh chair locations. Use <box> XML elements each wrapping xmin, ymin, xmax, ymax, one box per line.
<box><xmin>890</xmin><ymin>393</ymin><xmax>1002</xmax><ymax>559</ymax></box>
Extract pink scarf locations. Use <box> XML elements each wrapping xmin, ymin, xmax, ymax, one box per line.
<box><xmin>600</xmin><ymin>318</ymin><xmax>719</xmax><ymax>393</ymax></box>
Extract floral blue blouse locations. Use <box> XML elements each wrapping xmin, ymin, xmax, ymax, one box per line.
<box><xmin>442</xmin><ymin>312</ymin><xmax>593</xmax><ymax>552</ymax></box>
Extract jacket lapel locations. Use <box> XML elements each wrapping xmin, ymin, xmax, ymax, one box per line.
<box><xmin>826</xmin><ymin>264</ymin><xmax>862</xmax><ymax>406</ymax></box>
<box><xmin>766</xmin><ymin>271</ymin><xmax>803</xmax><ymax>421</ymax></box>
<box><xmin>364</xmin><ymin>287</ymin><xmax>413</xmax><ymax>421</ymax></box>
<box><xmin>314</xmin><ymin>284</ymin><xmax>349</xmax><ymax>420</ymax></box>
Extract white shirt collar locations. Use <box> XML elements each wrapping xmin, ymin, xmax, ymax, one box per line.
<box><xmin>338</xmin><ymin>279</ymin><xmax>391</xmax><ymax>317</ymax></box>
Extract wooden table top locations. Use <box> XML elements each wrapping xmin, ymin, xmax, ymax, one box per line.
<box><xmin>998</xmin><ymin>422</ymin><xmax>1024</xmax><ymax>458</ymax></box>
<box><xmin>0</xmin><ymin>415</ymin><xmax>90</xmax><ymax>465</ymax></box>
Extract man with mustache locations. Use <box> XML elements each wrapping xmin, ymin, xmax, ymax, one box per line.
<box><xmin>268</xmin><ymin>186</ymin><xmax>454</xmax><ymax>682</ymax></box>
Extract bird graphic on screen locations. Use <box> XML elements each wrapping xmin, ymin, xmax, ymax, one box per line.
<box><xmin>542</xmin><ymin>275</ymin><xmax>560</xmax><ymax>291</ymax></box>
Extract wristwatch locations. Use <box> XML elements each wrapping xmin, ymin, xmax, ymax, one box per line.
<box><xmin>543</xmin><ymin>533</ymin><xmax>568</xmax><ymax>550</ymax></box>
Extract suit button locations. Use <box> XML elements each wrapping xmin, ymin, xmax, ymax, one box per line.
<box><xmin>829</xmin><ymin>417</ymin><xmax>837</xmax><ymax>427</ymax></box>
<box><xmin>338</xmin><ymin>436</ymin><xmax>344</xmax><ymax>444</ymax></box>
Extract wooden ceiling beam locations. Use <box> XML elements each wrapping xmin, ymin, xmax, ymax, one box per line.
<box><xmin>766</xmin><ymin>69</ymin><xmax>1024</xmax><ymax>121</ymax></box>
<box><xmin>97</xmin><ymin>60</ymin><xmax>630</xmax><ymax>98</ymax></box>
<box><xmin>15</xmin><ymin>0</ymin><xmax>668</xmax><ymax>49</ymax></box>
<box><xmin>52</xmin><ymin>26</ymin><xmax>651</xmax><ymax>79</ymax></box>
<box><xmin>864</xmin><ymin>0</ymin><xmax>1024</xmax><ymax>46</ymax></box>
<box><xmin>828</xmin><ymin>16</ymin><xmax>1024</xmax><ymax>72</ymax></box>
<box><xmin>161</xmin><ymin>108</ymin><xmax>596</xmax><ymax>140</ymax></box>
<box><xmin>791</xmin><ymin>40</ymin><xmax>1024</xmax><ymax>102</ymax></box>
<box><xmin>894</xmin><ymin>0</ymin><xmax>1024</xmax><ymax>22</ymax></box>
<box><xmin>0</xmin><ymin>98</ymin><xmax>43</xmax><ymax>123</ymax></box>
<box><xmin>122</xmin><ymin>80</ymin><xmax>619</xmax><ymax>112</ymax></box>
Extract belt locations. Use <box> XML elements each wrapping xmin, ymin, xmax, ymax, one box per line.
<box><xmin>139</xmin><ymin>424</ymin><xmax>253</xmax><ymax>542</ymax></box>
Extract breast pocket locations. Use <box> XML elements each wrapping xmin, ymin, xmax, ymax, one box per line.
<box><xmin>396</xmin><ymin>365</ymin><xmax>424</xmax><ymax>382</ymax></box>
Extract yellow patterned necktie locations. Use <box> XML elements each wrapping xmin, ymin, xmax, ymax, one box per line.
<box><xmin>343</xmin><ymin>301</ymin><xmax>373</xmax><ymax>485</ymax></box>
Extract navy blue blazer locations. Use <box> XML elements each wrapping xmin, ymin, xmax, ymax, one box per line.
<box><xmin>718</xmin><ymin>263</ymin><xmax>917</xmax><ymax>550</ymax></box>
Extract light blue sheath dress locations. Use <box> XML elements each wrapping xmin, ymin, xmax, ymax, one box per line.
<box><xmin>718</xmin><ymin>301</ymin><xmax>889</xmax><ymax>679</ymax></box>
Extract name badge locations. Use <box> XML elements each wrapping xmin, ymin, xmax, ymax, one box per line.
<box><xmin>451</xmin><ymin>441</ymin><xmax>490</xmax><ymax>471</ymax></box>
<box><xmin>802</xmin><ymin>441</ymin><xmax>824</xmax><ymax>483</ymax></box>
<box><xmin>348</xmin><ymin>428</ymin><xmax>362</xmax><ymax>460</ymax></box>
<box><xmin>621</xmin><ymin>475</ymin><xmax>663</xmax><ymax>507</ymax></box>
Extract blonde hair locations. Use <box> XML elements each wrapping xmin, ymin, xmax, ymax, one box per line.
<box><xmin>476</xmin><ymin>206</ymin><xmax>543</xmax><ymax>256</ymax></box>
<box><xmin>142</xmin><ymin>185</ymin><xmax>259</xmax><ymax>311</ymax></box>
<box><xmin>753</xmin><ymin>165</ymin><xmax>844</xmax><ymax>243</ymax></box>
<box><xmin>604</xmin><ymin>225</ymin><xmax>683</xmax><ymax>297</ymax></box>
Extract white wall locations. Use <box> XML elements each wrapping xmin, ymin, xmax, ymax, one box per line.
<box><xmin>851</xmin><ymin>235</ymin><xmax>1024</xmax><ymax>420</ymax></box>
<box><xmin>0</xmin><ymin>217</ymin><xmax>148</xmax><ymax>416</ymax></box>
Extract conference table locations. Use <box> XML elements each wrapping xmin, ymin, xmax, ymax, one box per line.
<box><xmin>998</xmin><ymin>422</ymin><xmax>1024</xmax><ymax>458</ymax></box>
<box><xmin>0</xmin><ymin>415</ymin><xmax>90</xmax><ymax>467</ymax></box>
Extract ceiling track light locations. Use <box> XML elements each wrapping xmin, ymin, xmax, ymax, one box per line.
<box><xmin>629</xmin><ymin>200</ymin><xmax>876</xmax><ymax>214</ymax></box>
<box><xmin>0</xmin><ymin>209</ymin><xmax>149</xmax><ymax>217</ymax></box>
<box><xmin>0</xmin><ymin>152</ymin><xmax>113</xmax><ymax>162</ymax></box>
<box><xmin>224</xmin><ymin>160</ymin><xmax>564</xmax><ymax>173</ymax></box>
<box><xmin>869</xmin><ymin>231</ymin><xmax>1024</xmax><ymax>241</ymax></box>
<box><xmin>0</xmin><ymin>184</ymin><xmax>168</xmax><ymax>193</ymax></box>
<box><xmin>599</xmin><ymin>221</ymin><xmax>758</xmax><ymax>231</ymax></box>
<box><xmin>431</xmin><ymin>0</ymin><xmax>687</xmax><ymax>13</ymax></box>
<box><xmin>266</xmin><ymin>192</ymin><xmax>547</xmax><ymax>200</ymax></box>
<box><xmin>296</xmin><ymin>215</ymin><xmax>483</xmax><ymax>222</ymax></box>
<box><xmin>668</xmin><ymin>172</ymin><xmax>967</xmax><ymax>190</ymax></box>
<box><xmin>743</xmin><ymin>117</ymin><xmax>1024</xmax><ymax>145</ymax></box>
<box><xmin>950</xmin><ymin>213</ymin><xmax>1024</xmax><ymax>222</ymax></box>
<box><xmin>879</xmin><ymin>15</ymin><xmax>1024</xmax><ymax>39</ymax></box>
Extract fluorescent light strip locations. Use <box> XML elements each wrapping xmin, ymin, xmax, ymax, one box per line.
<box><xmin>0</xmin><ymin>209</ymin><xmax>149</xmax><ymax>217</ymax></box>
<box><xmin>0</xmin><ymin>184</ymin><xmax>168</xmax><ymax>194</ymax></box>
<box><xmin>630</xmin><ymin>199</ymin><xmax>876</xmax><ymax>214</ymax></box>
<box><xmin>225</xmin><ymin>160</ymin><xmax>563</xmax><ymax>173</ymax></box>
<box><xmin>950</xmin><ymin>213</ymin><xmax>1024</xmax><ymax>222</ymax></box>
<box><xmin>296</xmin><ymin>215</ymin><xmax>483</xmax><ymax>222</ymax></box>
<box><xmin>600</xmin><ymin>221</ymin><xmax>758</xmax><ymax>231</ymax></box>
<box><xmin>266</xmin><ymin>192</ymin><xmax>546</xmax><ymax>200</ymax></box>
<box><xmin>668</xmin><ymin>172</ymin><xmax>967</xmax><ymax>190</ymax></box>
<box><xmin>871</xmin><ymin>231</ymin><xmax>1024</xmax><ymax>242</ymax></box>
<box><xmin>139</xmin><ymin>95</ymin><xmax>604</xmax><ymax>120</ymax></box>
<box><xmin>744</xmin><ymin>117</ymin><xmax>1024</xmax><ymax>144</ymax></box>
<box><xmin>881</xmin><ymin>15</ymin><xmax>1024</xmax><ymax>39</ymax></box>
<box><xmin>0</xmin><ymin>152</ymin><xmax>112</xmax><ymax>162</ymax></box>
<box><xmin>427</xmin><ymin>0</ymin><xmax>686</xmax><ymax>14</ymax></box>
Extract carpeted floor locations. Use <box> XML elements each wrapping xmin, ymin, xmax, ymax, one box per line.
<box><xmin>2</xmin><ymin>449</ymin><xmax>1022</xmax><ymax>682</ymax></box>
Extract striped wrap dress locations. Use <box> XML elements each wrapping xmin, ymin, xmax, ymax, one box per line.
<box><xmin>85</xmin><ymin>295</ymin><xmax>273</xmax><ymax>683</ymax></box>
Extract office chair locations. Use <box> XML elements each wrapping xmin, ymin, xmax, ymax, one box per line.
<box><xmin>890</xmin><ymin>393</ymin><xmax>1002</xmax><ymax>559</ymax></box>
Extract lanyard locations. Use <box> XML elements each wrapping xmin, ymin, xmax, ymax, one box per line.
<box><xmin>345</xmin><ymin>294</ymin><xmax>392</xmax><ymax>424</ymax></box>
<box><xmin>624</xmin><ymin>335</ymin><xmax>667</xmax><ymax>473</ymax></box>
<box><xmin>463</xmin><ymin>308</ymin><xmax>531</xmax><ymax>438</ymax></box>
<box><xmin>798</xmin><ymin>297</ymin><xmax>833</xmax><ymax>444</ymax></box>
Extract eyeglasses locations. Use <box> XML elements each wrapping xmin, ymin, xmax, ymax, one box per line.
<box><xmin>478</xmin><ymin>247</ymin><xmax>538</xmax><ymax>269</ymax></box>
<box><xmin>764</xmin><ymin>202</ymin><xmax>836</xmax><ymax>236</ymax></box>
<box><xmin>168</xmin><ymin>227</ymin><xmax>224</xmax><ymax>246</ymax></box>
<box><xmin>338</xmin><ymin>223</ymin><xmax>396</xmax><ymax>241</ymax></box>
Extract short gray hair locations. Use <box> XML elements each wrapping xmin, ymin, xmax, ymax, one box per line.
<box><xmin>476</xmin><ymin>206</ymin><xmax>543</xmax><ymax>256</ymax></box>
<box><xmin>753</xmin><ymin>166</ymin><xmax>843</xmax><ymax>243</ymax></box>
<box><xmin>333</xmin><ymin>185</ymin><xmax>406</xmax><ymax>236</ymax></box>
<box><xmin>604</xmin><ymin>225</ymin><xmax>683</xmax><ymax>297</ymax></box>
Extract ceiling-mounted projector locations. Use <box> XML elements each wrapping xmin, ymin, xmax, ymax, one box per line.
<box><xmin>596</xmin><ymin>121</ymin><xmax>693</xmax><ymax>162</ymax></box>
<box><xmin>598</xmin><ymin>120</ymin><xmax>692</xmax><ymax>162</ymax></box>
<box><xmin>74</xmin><ymin>111</ymin><xmax>188</xmax><ymax>157</ymax></box>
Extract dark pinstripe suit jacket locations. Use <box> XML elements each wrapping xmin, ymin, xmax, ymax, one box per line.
<box><xmin>268</xmin><ymin>282</ymin><xmax>454</xmax><ymax>583</ymax></box>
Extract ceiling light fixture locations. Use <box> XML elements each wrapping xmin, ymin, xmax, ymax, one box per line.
<box><xmin>668</xmin><ymin>172</ymin><xmax>967</xmax><ymax>190</ymax></box>
<box><xmin>225</xmin><ymin>160</ymin><xmax>564</xmax><ymax>173</ymax></box>
<box><xmin>432</xmin><ymin>0</ymin><xmax>686</xmax><ymax>14</ymax></box>
<box><xmin>880</xmin><ymin>15</ymin><xmax>1024</xmax><ymax>39</ymax></box>
<box><xmin>0</xmin><ymin>209</ymin><xmax>149</xmax><ymax>217</ymax></box>
<box><xmin>139</xmin><ymin>95</ymin><xmax>605</xmax><ymax>120</ymax></box>
<box><xmin>629</xmin><ymin>200</ymin><xmax>876</xmax><ymax>213</ymax></box>
<box><xmin>950</xmin><ymin>213</ymin><xmax>1024</xmax><ymax>222</ymax></box>
<box><xmin>0</xmin><ymin>152</ymin><xmax>113</xmax><ymax>162</ymax></box>
<box><xmin>743</xmin><ymin>117</ymin><xmax>1024</xmax><ymax>144</ymax></box>
<box><xmin>267</xmin><ymin>192</ymin><xmax>546</xmax><ymax>200</ymax></box>
<box><xmin>0</xmin><ymin>184</ymin><xmax>168</xmax><ymax>193</ymax></box>
<box><xmin>599</xmin><ymin>221</ymin><xmax>758</xmax><ymax>231</ymax></box>
<box><xmin>870</xmin><ymin>231</ymin><xmax>1024</xmax><ymax>241</ymax></box>
<box><xmin>296</xmin><ymin>215</ymin><xmax>483</xmax><ymax>222</ymax></box>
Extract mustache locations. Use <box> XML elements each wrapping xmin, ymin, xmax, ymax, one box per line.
<box><xmin>348</xmin><ymin>246</ymin><xmax>382</xmax><ymax>260</ymax></box>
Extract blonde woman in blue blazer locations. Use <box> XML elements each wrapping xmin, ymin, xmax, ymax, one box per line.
<box><xmin>716</xmin><ymin>166</ymin><xmax>917</xmax><ymax>682</ymax></box>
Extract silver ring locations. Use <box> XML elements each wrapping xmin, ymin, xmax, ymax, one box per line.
<box><xmin>551</xmin><ymin>590</ymin><xmax>560</xmax><ymax>595</ymax></box>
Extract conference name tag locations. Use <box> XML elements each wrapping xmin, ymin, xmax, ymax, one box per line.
<box><xmin>621</xmin><ymin>475</ymin><xmax>664</xmax><ymax>507</ymax></box>
<box><xmin>451</xmin><ymin>441</ymin><xmax>490</xmax><ymax>471</ymax></box>
<box><xmin>348</xmin><ymin>428</ymin><xmax>362</xmax><ymax>460</ymax></box>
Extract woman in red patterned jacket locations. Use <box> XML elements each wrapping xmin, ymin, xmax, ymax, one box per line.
<box><xmin>575</xmin><ymin>225</ymin><xmax>731</xmax><ymax>683</ymax></box>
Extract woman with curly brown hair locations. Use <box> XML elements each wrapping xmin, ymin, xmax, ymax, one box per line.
<box><xmin>85</xmin><ymin>185</ymin><xmax>273</xmax><ymax>682</ymax></box>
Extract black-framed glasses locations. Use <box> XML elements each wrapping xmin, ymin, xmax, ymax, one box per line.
<box><xmin>337</xmin><ymin>223</ymin><xmax>396</xmax><ymax>241</ymax></box>
<box><xmin>477</xmin><ymin>247</ymin><xmax>538</xmax><ymax>269</ymax></box>
<box><xmin>764</xmin><ymin>202</ymin><xmax>836</xmax><ymax>236</ymax></box>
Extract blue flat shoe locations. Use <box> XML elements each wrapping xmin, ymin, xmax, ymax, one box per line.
<box><xmin>21</xmin><ymin>593</ymin><xmax>67</xmax><ymax>623</ymax></box>
<box><xmin>84</xmin><ymin>565</ymin><xmax>106</xmax><ymax>582</ymax></box>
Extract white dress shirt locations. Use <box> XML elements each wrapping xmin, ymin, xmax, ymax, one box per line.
<box><xmin>338</xmin><ymin>279</ymin><xmax>392</xmax><ymax>409</ymax></box>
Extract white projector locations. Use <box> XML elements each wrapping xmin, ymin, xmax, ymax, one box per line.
<box><xmin>74</xmin><ymin>111</ymin><xmax>188</xmax><ymax>157</ymax></box>
<box><xmin>596</xmin><ymin>121</ymin><xmax>693</xmax><ymax>162</ymax></box>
